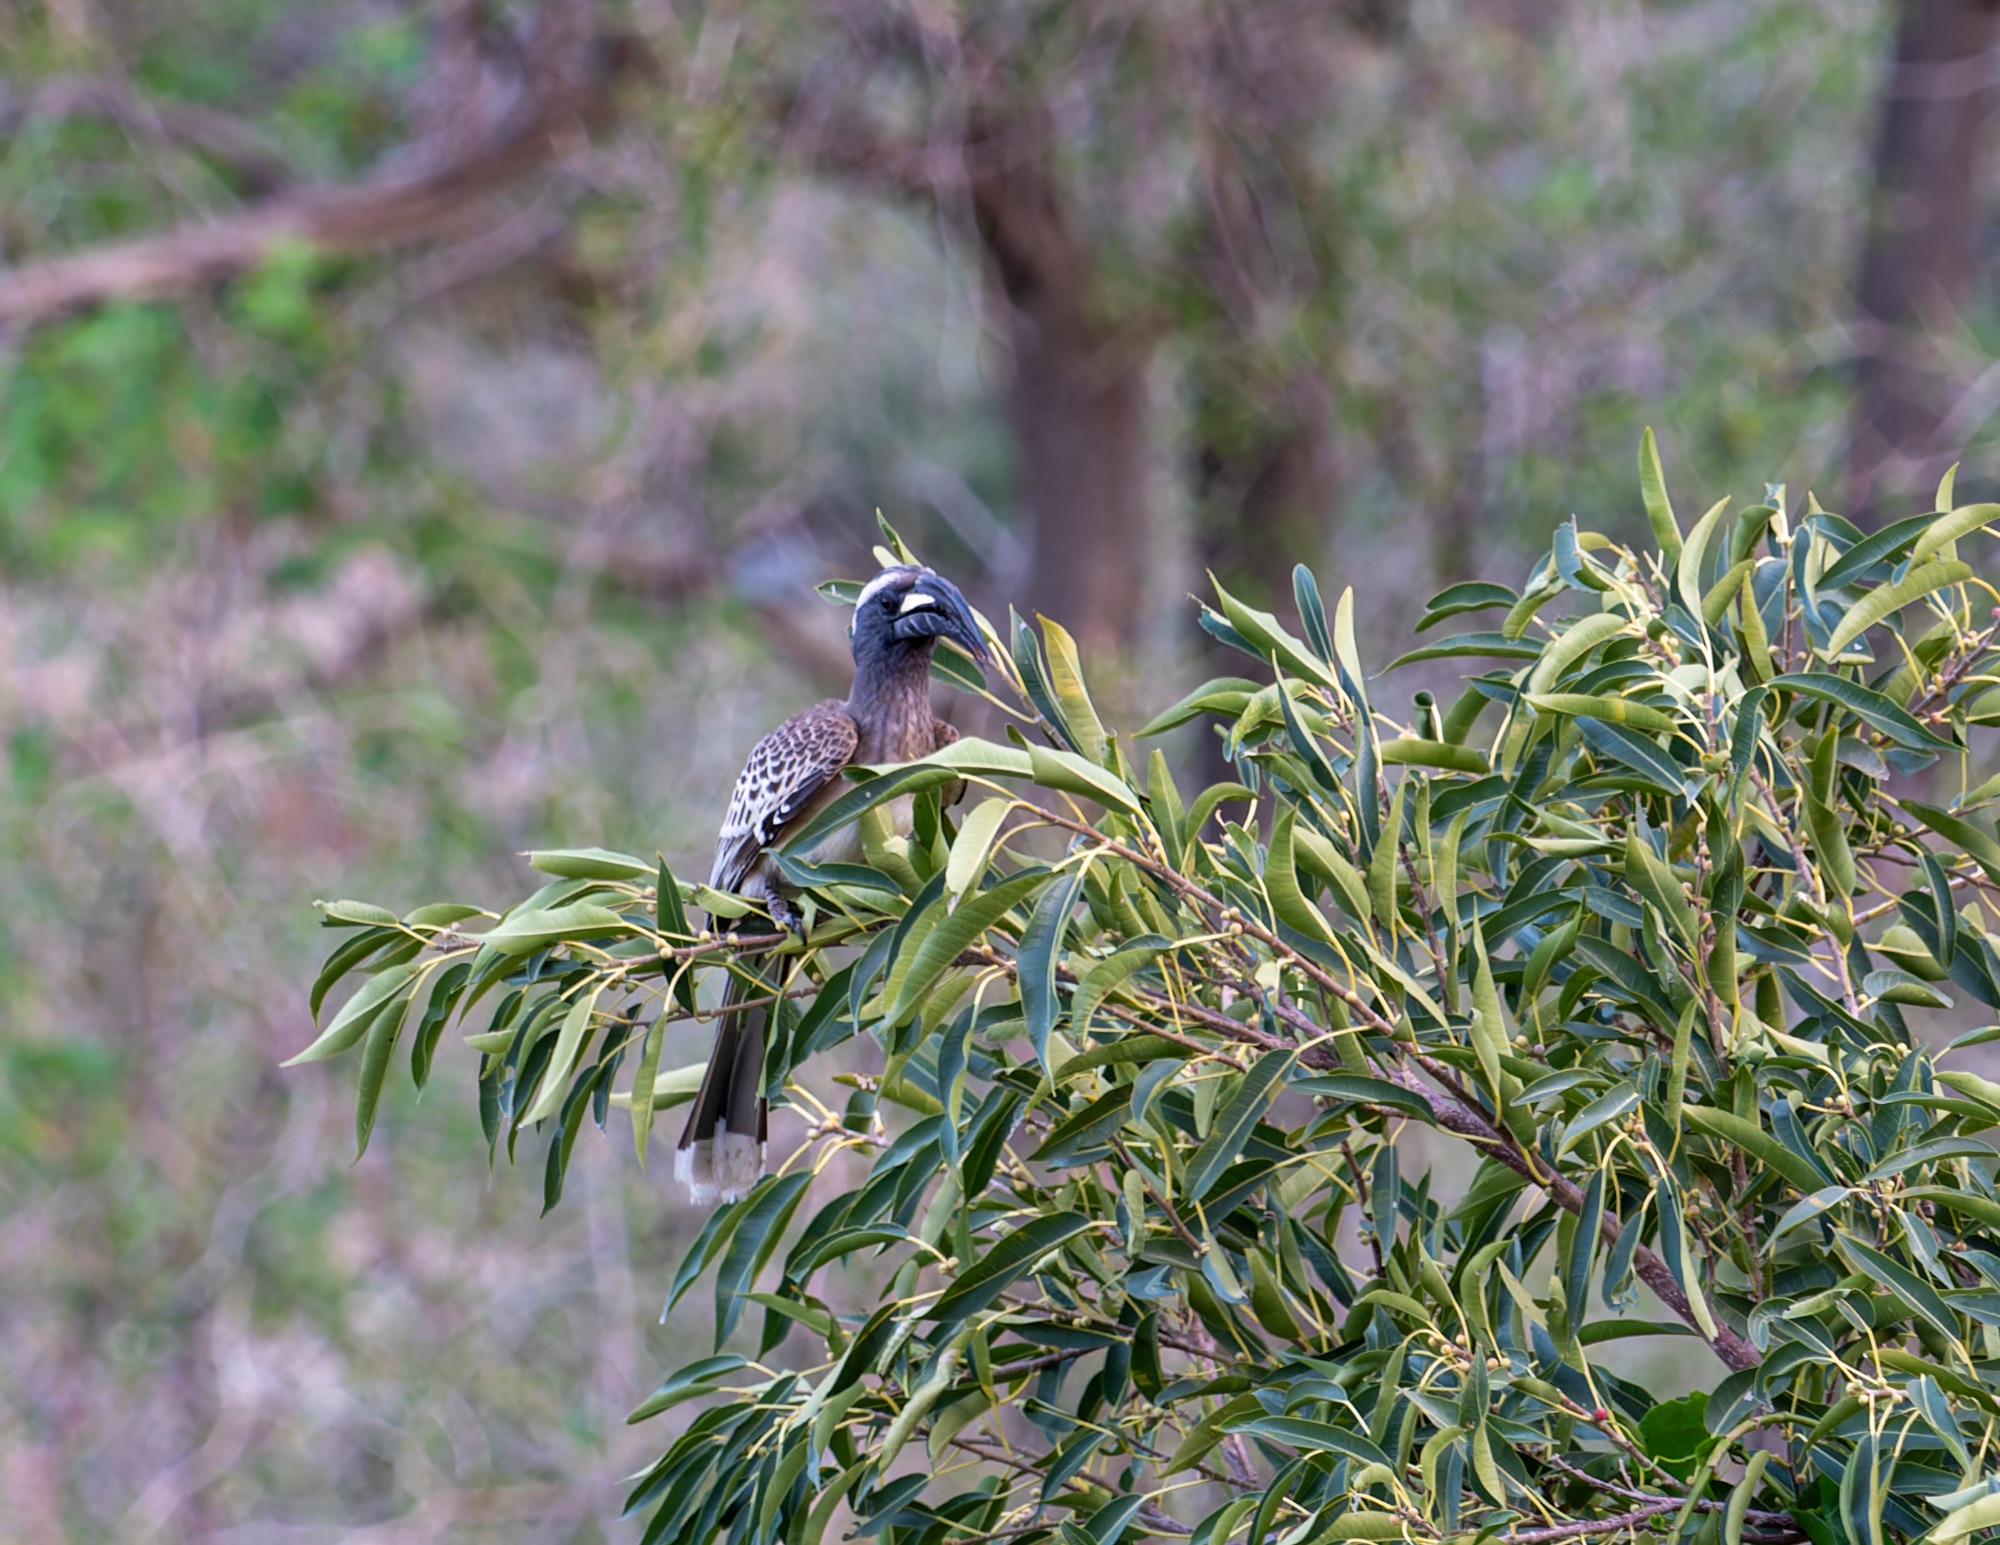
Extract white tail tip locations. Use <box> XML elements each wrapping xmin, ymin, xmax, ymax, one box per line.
<box><xmin>675</xmin><ymin>1122</ymin><xmax>764</xmax><ymax>1206</ymax></box>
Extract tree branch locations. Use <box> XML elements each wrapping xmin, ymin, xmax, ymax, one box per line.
<box><xmin>0</xmin><ymin>74</ymin><xmax>296</xmax><ymax>192</ymax></box>
<box><xmin>0</xmin><ymin>0</ymin><xmax>615</xmax><ymax>327</ymax></box>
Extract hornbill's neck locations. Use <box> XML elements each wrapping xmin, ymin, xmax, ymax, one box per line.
<box><xmin>847</xmin><ymin>641</ymin><xmax>938</xmax><ymax>762</ymax></box>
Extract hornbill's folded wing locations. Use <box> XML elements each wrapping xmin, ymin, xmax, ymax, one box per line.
<box><xmin>706</xmin><ymin>700</ymin><xmax>860</xmax><ymax>898</ymax></box>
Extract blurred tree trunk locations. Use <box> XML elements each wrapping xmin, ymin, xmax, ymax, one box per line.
<box><xmin>1849</xmin><ymin>0</ymin><xmax>2000</xmax><ymax>516</ymax></box>
<box><xmin>1183</xmin><ymin>13</ymin><xmax>1345</xmax><ymax>626</ymax></box>
<box><xmin>967</xmin><ymin>112</ymin><xmax>1150</xmax><ymax>654</ymax></box>
<box><xmin>1192</xmin><ymin>382</ymin><xmax>1335</xmax><ymax>638</ymax></box>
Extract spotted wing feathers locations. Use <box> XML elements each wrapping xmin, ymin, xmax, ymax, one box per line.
<box><xmin>708</xmin><ymin>701</ymin><xmax>859</xmax><ymax>895</ymax></box>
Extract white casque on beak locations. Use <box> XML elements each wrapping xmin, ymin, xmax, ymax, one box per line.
<box><xmin>899</xmin><ymin>591</ymin><xmax>939</xmax><ymax>614</ymax></box>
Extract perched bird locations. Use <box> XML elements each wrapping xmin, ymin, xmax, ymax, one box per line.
<box><xmin>676</xmin><ymin>565</ymin><xmax>988</xmax><ymax>1204</ymax></box>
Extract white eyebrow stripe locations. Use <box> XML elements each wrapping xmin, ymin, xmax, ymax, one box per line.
<box><xmin>856</xmin><ymin>568</ymin><xmax>915</xmax><ymax>609</ymax></box>
<box><xmin>899</xmin><ymin>591</ymin><xmax>939</xmax><ymax>614</ymax></box>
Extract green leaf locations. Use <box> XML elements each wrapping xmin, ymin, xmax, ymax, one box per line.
<box><xmin>1922</xmin><ymin>849</ymin><xmax>1958</xmax><ymax>967</ymax></box>
<box><xmin>1624</xmin><ymin>832</ymin><xmax>1700</xmax><ymax>954</ymax></box>
<box><xmin>883</xmin><ymin>870</ymin><xmax>1047</xmax><ymax>1027</ymax></box>
<box><xmin>319</xmin><ymin>899</ymin><xmax>400</xmax><ymax>927</ymax></box>
<box><xmin>622</xmin><ymin>998</ymin><xmax>679</xmax><ymax>1170</ymax></box>
<box><xmin>403</xmin><ymin>902</ymin><xmax>483</xmax><ymax>928</ymax></box>
<box><xmin>1294</xmin><ymin>564</ymin><xmax>1335</xmax><ymax>660</ymax></box>
<box><xmin>527</xmin><ymin>847</ymin><xmax>654</xmax><ymax>880</ymax></box>
<box><xmin>1388</xmin><ymin>631</ymin><xmax>1542</xmax><ymax>668</ymax></box>
<box><xmin>1576</xmin><ymin>717</ymin><xmax>1693</xmax><ymax>797</ymax></box>
<box><xmin>1905</xmin><ymin>1185</ymin><xmax>2000</xmax><ymax>1233</ymax></box>
<box><xmin>1133</xmin><ymin>677</ymin><xmax>1264</xmax><ymax>738</ymax></box>
<box><xmin>610</xmin><ymin>1059</ymin><xmax>704</xmax><ymax>1113</ymax></box>
<box><xmin>1020</xmin><ymin>868</ymin><xmax>1086</xmax><ymax>1070</ymax></box>
<box><xmin>663</xmin><ymin>1195</ymin><xmax>754</xmax><ymax>1316</ymax></box>
<box><xmin>1565</xmin><ymin>1167</ymin><xmax>1604</xmax><ymax>1330</ymax></box>
<box><xmin>1837</xmin><ymin>1235</ymin><xmax>1958</xmax><ymax>1340</ymax></box>
<box><xmin>1636</xmin><ymin>1393</ymin><xmax>1709</xmax><ymax>1475</ymax></box>
<box><xmin>1292</xmin><ymin>823</ymin><xmax>1371</xmax><ymax>923</ymax></box>
<box><xmin>1067</xmin><ymin>942</ymin><xmax>1169</xmax><ymax>1040</ymax></box>
<box><xmin>286</xmin><ymin>959</ymin><xmax>422</xmax><ymax>1066</ymax></box>
<box><xmin>1815</xmin><ymin>512</ymin><xmax>1936</xmax><ymax>591</ymax></box>
<box><xmin>1039</xmin><ymin>616</ymin><xmax>1109</xmax><ymax>765</ymax></box>
<box><xmin>1909</xmin><ymin>502</ymin><xmax>2000</xmax><ymax>565</ymax></box>
<box><xmin>1677</xmin><ymin>495</ymin><xmax>1732</xmax><ymax>609</ymax></box>
<box><xmin>1184</xmin><ymin>1050</ymin><xmax>1295</xmax><ymax>1200</ymax></box>
<box><xmin>1292</xmin><ymin>1075</ymin><xmax>1434</xmax><ymax>1123</ymax></box>
<box><xmin>1680</xmin><ymin>1104</ymin><xmax>1825</xmax><ymax>1194</ymax></box>
<box><xmin>1933</xmin><ymin>1490</ymin><xmax>2000</xmax><ymax>1543</ymax></box>
<box><xmin>1468</xmin><ymin>925</ymin><xmax>1508</xmax><ymax>1107</ymax></box>
<box><xmin>1265</xmin><ymin>807</ymin><xmax>1339</xmax><ymax>945</ymax></box>
<box><xmin>1639</xmin><ymin>427</ymin><xmax>1682</xmax><ymax>562</ymax></box>
<box><xmin>1900</xmin><ymin>801</ymin><xmax>2000</xmax><ymax>888</ymax></box>
<box><xmin>931</xmin><ymin>1212</ymin><xmax>1093</xmax><ymax>1323</ymax></box>
<box><xmin>1558</xmin><ymin>1083</ymin><xmax>1638</xmax><ymax>1156</ymax></box>
<box><xmin>1862</xmin><ymin>968</ymin><xmax>1951</xmax><ymax>1008</ymax></box>
<box><xmin>1701</xmin><ymin>557</ymin><xmax>1756</xmax><ymax>627</ymax></box>
<box><xmin>1378</xmin><ymin>738</ymin><xmax>1488</xmax><ymax>774</ymax></box>
<box><xmin>523</xmin><ymin>986</ymin><xmax>599</xmax><ymax>1126</ymax></box>
<box><xmin>1227</xmin><ymin>1416</ymin><xmax>1392</xmax><ymax>1470</ymax></box>
<box><xmin>310</xmin><ymin>925</ymin><xmax>401</xmax><ymax>1021</ymax></box>
<box><xmin>1765</xmin><ymin>673</ymin><xmax>1953</xmax><ymax>753</ymax></box>
<box><xmin>1526</xmin><ymin>693</ymin><xmax>1678</xmax><ymax>733</ymax></box>
<box><xmin>715</xmin><ymin>1172</ymin><xmax>812</xmax><ymax>1345</ymax></box>
<box><xmin>780</xmin><ymin>762</ymin><xmax>965</xmax><ymax>855</ymax></box>
<box><xmin>354</xmin><ymin>974</ymin><xmax>417</xmax><ymax>1156</ymax></box>
<box><xmin>1416</xmin><ymin>581</ymin><xmax>1517</xmax><ymax>632</ymax></box>
<box><xmin>480</xmin><ymin>903</ymin><xmax>634</xmax><ymax>955</ymax></box>
<box><xmin>1027</xmin><ymin>745</ymin><xmax>1143</xmax><ymax>814</ymax></box>
<box><xmin>1210</xmin><ymin>575</ymin><xmax>1336</xmax><ymax>689</ymax></box>
<box><xmin>1822</xmin><ymin>559</ymin><xmax>1971</xmax><ymax>658</ymax></box>
<box><xmin>628</xmin><ymin>1355</ymin><xmax>749</xmax><ymax>1423</ymax></box>
<box><xmin>945</xmin><ymin>797</ymin><xmax>1012</xmax><ymax>905</ymax></box>
<box><xmin>1527</xmin><ymin>613</ymin><xmax>1631</xmax><ymax>694</ymax></box>
<box><xmin>1030</xmin><ymin>1085</ymin><xmax>1135</xmax><ymax>1165</ymax></box>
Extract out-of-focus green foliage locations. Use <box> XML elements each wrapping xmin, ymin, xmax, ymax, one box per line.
<box><xmin>313</xmin><ymin>464</ymin><xmax>2000</xmax><ymax>1543</ymax></box>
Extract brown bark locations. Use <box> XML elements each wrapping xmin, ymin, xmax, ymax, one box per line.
<box><xmin>1195</xmin><ymin>382</ymin><xmax>1335</xmax><ymax>612</ymax></box>
<box><xmin>1186</xmin><ymin>115</ymin><xmax>1338</xmax><ymax>767</ymax></box>
<box><xmin>1849</xmin><ymin>0</ymin><xmax>2000</xmax><ymax>516</ymax></box>
<box><xmin>790</xmin><ymin>91</ymin><xmax>1153</xmax><ymax>652</ymax></box>
<box><xmin>966</xmin><ymin>112</ymin><xmax>1151</xmax><ymax>655</ymax></box>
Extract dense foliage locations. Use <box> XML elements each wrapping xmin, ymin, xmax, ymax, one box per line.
<box><xmin>307</xmin><ymin>445</ymin><xmax>2000</xmax><ymax>1544</ymax></box>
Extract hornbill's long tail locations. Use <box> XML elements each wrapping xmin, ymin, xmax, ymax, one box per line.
<box><xmin>674</xmin><ymin>969</ymin><xmax>767</xmax><ymax>1205</ymax></box>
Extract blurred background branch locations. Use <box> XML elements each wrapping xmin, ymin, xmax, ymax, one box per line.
<box><xmin>0</xmin><ymin>0</ymin><xmax>620</xmax><ymax>324</ymax></box>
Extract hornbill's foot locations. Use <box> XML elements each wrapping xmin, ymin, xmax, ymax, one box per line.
<box><xmin>767</xmin><ymin>895</ymin><xmax>807</xmax><ymax>937</ymax></box>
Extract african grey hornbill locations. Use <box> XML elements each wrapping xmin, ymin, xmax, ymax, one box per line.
<box><xmin>676</xmin><ymin>565</ymin><xmax>989</xmax><ymax>1204</ymax></box>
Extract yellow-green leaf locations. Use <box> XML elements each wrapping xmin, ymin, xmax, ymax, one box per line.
<box><xmin>945</xmin><ymin>797</ymin><xmax>1012</xmax><ymax>907</ymax></box>
<box><xmin>1823</xmin><ymin>559</ymin><xmax>1972</xmax><ymax>658</ymax></box>
<box><xmin>1267</xmin><ymin>807</ymin><xmax>1340</xmax><ymax>946</ymax></box>
<box><xmin>1527</xmin><ymin>612</ymin><xmax>1630</xmax><ymax>694</ymax></box>
<box><xmin>524</xmin><ymin>986</ymin><xmax>599</xmax><ymax>1125</ymax></box>
<box><xmin>1909</xmin><ymin>502</ymin><xmax>2000</xmax><ymax>566</ymax></box>
<box><xmin>1678</xmin><ymin>495</ymin><xmax>1732</xmax><ymax>608</ymax></box>
<box><xmin>1527</xmin><ymin>692</ymin><xmax>1678</xmax><ymax>733</ymax></box>
<box><xmin>1038</xmin><ymin>616</ymin><xmax>1109</xmax><ymax>765</ymax></box>
<box><xmin>1640</xmin><ymin>427</ymin><xmax>1682</xmax><ymax>562</ymax></box>
<box><xmin>1378</xmin><ymin>738</ymin><xmax>1488</xmax><ymax>773</ymax></box>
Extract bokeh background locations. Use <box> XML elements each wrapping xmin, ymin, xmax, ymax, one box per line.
<box><xmin>4</xmin><ymin>0</ymin><xmax>1998</xmax><ymax>1539</ymax></box>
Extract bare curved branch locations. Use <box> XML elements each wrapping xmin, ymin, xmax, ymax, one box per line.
<box><xmin>0</xmin><ymin>0</ymin><xmax>613</xmax><ymax>329</ymax></box>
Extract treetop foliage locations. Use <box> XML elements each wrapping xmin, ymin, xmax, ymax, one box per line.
<box><xmin>307</xmin><ymin>442</ymin><xmax>2000</xmax><ymax>1545</ymax></box>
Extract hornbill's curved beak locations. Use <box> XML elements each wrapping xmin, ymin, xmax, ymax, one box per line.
<box><xmin>895</xmin><ymin>574</ymin><xmax>990</xmax><ymax>666</ymax></box>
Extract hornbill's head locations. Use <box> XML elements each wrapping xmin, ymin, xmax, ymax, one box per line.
<box><xmin>850</xmin><ymin>565</ymin><xmax>988</xmax><ymax>669</ymax></box>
